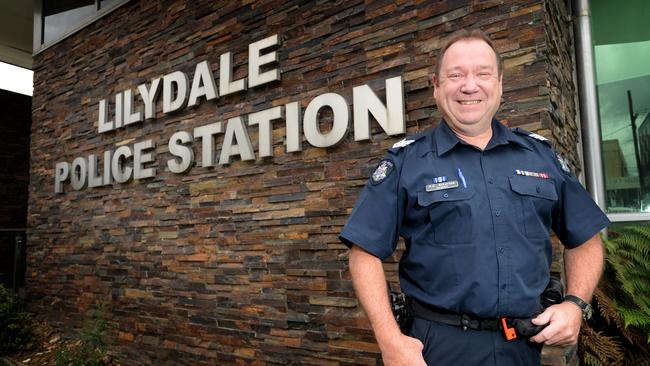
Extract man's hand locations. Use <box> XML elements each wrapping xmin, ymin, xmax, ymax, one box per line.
<box><xmin>379</xmin><ymin>333</ymin><xmax>427</xmax><ymax>366</ymax></box>
<box><xmin>530</xmin><ymin>233</ymin><xmax>604</xmax><ymax>346</ymax></box>
<box><xmin>529</xmin><ymin>302</ymin><xmax>583</xmax><ymax>345</ymax></box>
<box><xmin>349</xmin><ymin>246</ymin><xmax>428</xmax><ymax>365</ymax></box>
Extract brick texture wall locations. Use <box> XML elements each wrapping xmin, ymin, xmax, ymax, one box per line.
<box><xmin>540</xmin><ymin>1</ymin><xmax>581</xmax><ymax>365</ymax></box>
<box><xmin>29</xmin><ymin>0</ymin><xmax>579</xmax><ymax>364</ymax></box>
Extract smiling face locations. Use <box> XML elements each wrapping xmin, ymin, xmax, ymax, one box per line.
<box><xmin>434</xmin><ymin>39</ymin><xmax>503</xmax><ymax>136</ymax></box>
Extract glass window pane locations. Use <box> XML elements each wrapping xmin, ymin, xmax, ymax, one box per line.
<box><xmin>43</xmin><ymin>0</ymin><xmax>96</xmax><ymax>45</ymax></box>
<box><xmin>100</xmin><ymin>0</ymin><xmax>121</xmax><ymax>10</ymax></box>
<box><xmin>592</xmin><ymin>0</ymin><xmax>650</xmax><ymax>213</ymax></box>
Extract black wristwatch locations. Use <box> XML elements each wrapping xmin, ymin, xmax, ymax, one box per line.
<box><xmin>563</xmin><ymin>295</ymin><xmax>593</xmax><ymax>320</ymax></box>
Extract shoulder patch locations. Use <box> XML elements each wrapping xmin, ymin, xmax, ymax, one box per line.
<box><xmin>528</xmin><ymin>132</ymin><xmax>548</xmax><ymax>142</ymax></box>
<box><xmin>371</xmin><ymin>159</ymin><xmax>394</xmax><ymax>185</ymax></box>
<box><xmin>556</xmin><ymin>154</ymin><xmax>572</xmax><ymax>174</ymax></box>
<box><xmin>392</xmin><ymin>138</ymin><xmax>415</xmax><ymax>149</ymax></box>
<box><xmin>388</xmin><ymin>132</ymin><xmax>427</xmax><ymax>154</ymax></box>
<box><xmin>512</xmin><ymin>128</ymin><xmax>552</xmax><ymax>147</ymax></box>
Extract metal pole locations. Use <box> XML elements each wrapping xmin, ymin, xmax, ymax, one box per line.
<box><xmin>572</xmin><ymin>0</ymin><xmax>607</xmax><ymax>210</ymax></box>
<box><xmin>627</xmin><ymin>90</ymin><xmax>644</xmax><ymax>192</ymax></box>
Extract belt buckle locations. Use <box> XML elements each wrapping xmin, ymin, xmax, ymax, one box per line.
<box><xmin>500</xmin><ymin>317</ymin><xmax>517</xmax><ymax>341</ymax></box>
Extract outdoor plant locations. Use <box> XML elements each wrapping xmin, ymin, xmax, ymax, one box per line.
<box><xmin>55</xmin><ymin>302</ymin><xmax>109</xmax><ymax>366</ymax></box>
<box><xmin>579</xmin><ymin>224</ymin><xmax>650</xmax><ymax>365</ymax></box>
<box><xmin>0</xmin><ymin>284</ymin><xmax>33</xmax><ymax>355</ymax></box>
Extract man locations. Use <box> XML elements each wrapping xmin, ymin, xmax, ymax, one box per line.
<box><xmin>339</xmin><ymin>29</ymin><xmax>610</xmax><ymax>365</ymax></box>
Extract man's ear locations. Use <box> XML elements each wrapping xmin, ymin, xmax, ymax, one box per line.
<box><xmin>498</xmin><ymin>73</ymin><xmax>503</xmax><ymax>97</ymax></box>
<box><xmin>432</xmin><ymin>74</ymin><xmax>438</xmax><ymax>98</ymax></box>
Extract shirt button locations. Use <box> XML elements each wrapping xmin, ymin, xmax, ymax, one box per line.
<box><xmin>443</xmin><ymin>193</ymin><xmax>449</xmax><ymax>198</ymax></box>
<box><xmin>495</xmin><ymin>210</ymin><xmax>501</xmax><ymax>216</ymax></box>
<box><xmin>499</xmin><ymin>247</ymin><xmax>505</xmax><ymax>254</ymax></box>
<box><xmin>501</xmin><ymin>284</ymin><xmax>507</xmax><ymax>290</ymax></box>
<box><xmin>488</xmin><ymin>178</ymin><xmax>494</xmax><ymax>184</ymax></box>
<box><xmin>536</xmin><ymin>186</ymin><xmax>541</xmax><ymax>193</ymax></box>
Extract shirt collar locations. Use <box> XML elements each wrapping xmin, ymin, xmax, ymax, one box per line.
<box><xmin>434</xmin><ymin>119</ymin><xmax>533</xmax><ymax>156</ymax></box>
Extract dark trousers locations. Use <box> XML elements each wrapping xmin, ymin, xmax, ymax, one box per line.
<box><xmin>408</xmin><ymin>317</ymin><xmax>542</xmax><ymax>365</ymax></box>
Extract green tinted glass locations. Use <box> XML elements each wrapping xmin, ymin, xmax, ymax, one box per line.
<box><xmin>592</xmin><ymin>0</ymin><xmax>650</xmax><ymax>213</ymax></box>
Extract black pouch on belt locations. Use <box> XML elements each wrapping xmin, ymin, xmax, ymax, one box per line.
<box><xmin>387</xmin><ymin>282</ymin><xmax>413</xmax><ymax>333</ymax></box>
<box><xmin>512</xmin><ymin>276</ymin><xmax>565</xmax><ymax>338</ymax></box>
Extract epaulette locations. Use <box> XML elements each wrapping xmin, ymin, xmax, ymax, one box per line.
<box><xmin>388</xmin><ymin>132</ymin><xmax>427</xmax><ymax>154</ymax></box>
<box><xmin>512</xmin><ymin>128</ymin><xmax>553</xmax><ymax>148</ymax></box>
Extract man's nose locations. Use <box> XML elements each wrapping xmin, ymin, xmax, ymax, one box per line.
<box><xmin>460</xmin><ymin>74</ymin><xmax>479</xmax><ymax>93</ymax></box>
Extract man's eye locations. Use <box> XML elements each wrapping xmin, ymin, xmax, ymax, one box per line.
<box><xmin>478</xmin><ymin>72</ymin><xmax>492</xmax><ymax>78</ymax></box>
<box><xmin>448</xmin><ymin>73</ymin><xmax>462</xmax><ymax>80</ymax></box>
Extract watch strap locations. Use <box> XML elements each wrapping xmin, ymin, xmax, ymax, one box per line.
<box><xmin>563</xmin><ymin>294</ymin><xmax>591</xmax><ymax>319</ymax></box>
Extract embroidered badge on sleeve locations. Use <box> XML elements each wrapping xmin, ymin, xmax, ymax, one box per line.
<box><xmin>371</xmin><ymin>160</ymin><xmax>394</xmax><ymax>185</ymax></box>
<box><xmin>556</xmin><ymin>154</ymin><xmax>571</xmax><ymax>174</ymax></box>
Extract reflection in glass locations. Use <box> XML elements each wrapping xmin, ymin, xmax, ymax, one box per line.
<box><xmin>100</xmin><ymin>0</ymin><xmax>121</xmax><ymax>10</ymax></box>
<box><xmin>592</xmin><ymin>0</ymin><xmax>650</xmax><ymax>214</ymax></box>
<box><xmin>43</xmin><ymin>0</ymin><xmax>96</xmax><ymax>44</ymax></box>
<box><xmin>597</xmin><ymin>45</ymin><xmax>650</xmax><ymax>213</ymax></box>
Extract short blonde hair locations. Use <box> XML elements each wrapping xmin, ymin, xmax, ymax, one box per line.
<box><xmin>435</xmin><ymin>29</ymin><xmax>503</xmax><ymax>78</ymax></box>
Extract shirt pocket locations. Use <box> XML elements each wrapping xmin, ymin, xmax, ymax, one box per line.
<box><xmin>508</xmin><ymin>175</ymin><xmax>558</xmax><ymax>238</ymax></box>
<box><xmin>417</xmin><ymin>187</ymin><xmax>475</xmax><ymax>244</ymax></box>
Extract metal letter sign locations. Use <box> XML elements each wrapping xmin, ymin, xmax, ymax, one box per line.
<box><xmin>54</xmin><ymin>34</ymin><xmax>407</xmax><ymax>193</ymax></box>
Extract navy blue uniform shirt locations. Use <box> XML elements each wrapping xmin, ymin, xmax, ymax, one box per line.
<box><xmin>340</xmin><ymin>119</ymin><xmax>610</xmax><ymax>318</ymax></box>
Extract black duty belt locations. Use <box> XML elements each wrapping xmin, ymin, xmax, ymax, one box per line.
<box><xmin>409</xmin><ymin>298</ymin><xmax>519</xmax><ymax>340</ymax></box>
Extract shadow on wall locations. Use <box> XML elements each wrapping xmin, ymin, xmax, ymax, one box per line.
<box><xmin>0</xmin><ymin>89</ymin><xmax>31</xmax><ymax>294</ymax></box>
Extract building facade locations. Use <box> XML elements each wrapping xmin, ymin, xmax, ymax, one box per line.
<box><xmin>27</xmin><ymin>0</ymin><xmax>598</xmax><ymax>364</ymax></box>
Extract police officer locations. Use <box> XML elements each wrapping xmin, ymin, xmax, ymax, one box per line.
<box><xmin>339</xmin><ymin>29</ymin><xmax>610</xmax><ymax>366</ymax></box>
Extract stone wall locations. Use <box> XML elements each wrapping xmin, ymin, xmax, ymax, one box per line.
<box><xmin>28</xmin><ymin>0</ymin><xmax>578</xmax><ymax>364</ymax></box>
<box><xmin>543</xmin><ymin>0</ymin><xmax>581</xmax><ymax>172</ymax></box>
<box><xmin>541</xmin><ymin>1</ymin><xmax>580</xmax><ymax>365</ymax></box>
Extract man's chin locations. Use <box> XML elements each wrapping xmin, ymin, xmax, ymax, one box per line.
<box><xmin>445</xmin><ymin>116</ymin><xmax>492</xmax><ymax>134</ymax></box>
<box><xmin>454</xmin><ymin>117</ymin><xmax>488</xmax><ymax>127</ymax></box>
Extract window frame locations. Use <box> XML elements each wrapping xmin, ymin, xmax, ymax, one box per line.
<box><xmin>574</xmin><ymin>0</ymin><xmax>650</xmax><ymax>223</ymax></box>
<box><xmin>607</xmin><ymin>212</ymin><xmax>650</xmax><ymax>222</ymax></box>
<box><xmin>33</xmin><ymin>0</ymin><xmax>131</xmax><ymax>54</ymax></box>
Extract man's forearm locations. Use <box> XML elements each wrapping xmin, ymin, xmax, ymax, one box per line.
<box><xmin>349</xmin><ymin>245</ymin><xmax>402</xmax><ymax>347</ymax></box>
<box><xmin>564</xmin><ymin>233</ymin><xmax>605</xmax><ymax>301</ymax></box>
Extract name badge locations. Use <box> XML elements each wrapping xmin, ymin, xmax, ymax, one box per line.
<box><xmin>425</xmin><ymin>180</ymin><xmax>459</xmax><ymax>192</ymax></box>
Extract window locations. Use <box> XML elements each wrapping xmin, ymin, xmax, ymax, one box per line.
<box><xmin>591</xmin><ymin>0</ymin><xmax>650</xmax><ymax>217</ymax></box>
<box><xmin>34</xmin><ymin>0</ymin><xmax>130</xmax><ymax>53</ymax></box>
<box><xmin>43</xmin><ymin>0</ymin><xmax>96</xmax><ymax>45</ymax></box>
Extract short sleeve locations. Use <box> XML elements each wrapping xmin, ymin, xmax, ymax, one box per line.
<box><xmin>551</xmin><ymin>157</ymin><xmax>611</xmax><ymax>248</ymax></box>
<box><xmin>339</xmin><ymin>156</ymin><xmax>404</xmax><ymax>260</ymax></box>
